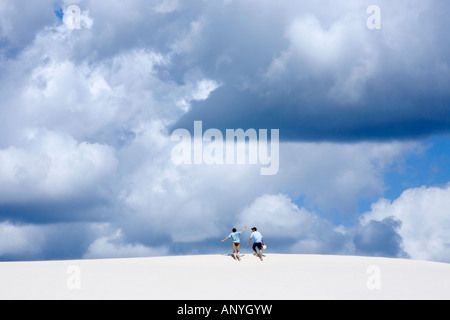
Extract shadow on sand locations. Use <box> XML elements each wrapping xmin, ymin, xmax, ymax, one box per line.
<box><xmin>221</xmin><ymin>253</ymin><xmax>266</xmax><ymax>261</ymax></box>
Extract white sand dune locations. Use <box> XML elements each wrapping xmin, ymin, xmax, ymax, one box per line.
<box><xmin>1</xmin><ymin>253</ymin><xmax>450</xmax><ymax>300</ymax></box>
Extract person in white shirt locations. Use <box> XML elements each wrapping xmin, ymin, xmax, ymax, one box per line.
<box><xmin>247</xmin><ymin>227</ymin><xmax>265</xmax><ymax>261</ymax></box>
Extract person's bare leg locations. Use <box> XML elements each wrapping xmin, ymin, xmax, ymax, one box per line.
<box><xmin>232</xmin><ymin>243</ymin><xmax>237</xmax><ymax>260</ymax></box>
<box><xmin>259</xmin><ymin>248</ymin><xmax>263</xmax><ymax>261</ymax></box>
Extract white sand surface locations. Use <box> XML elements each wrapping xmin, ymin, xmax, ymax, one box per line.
<box><xmin>1</xmin><ymin>254</ymin><xmax>450</xmax><ymax>300</ymax></box>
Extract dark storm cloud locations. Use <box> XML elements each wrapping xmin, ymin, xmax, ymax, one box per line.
<box><xmin>170</xmin><ymin>0</ymin><xmax>450</xmax><ymax>141</ymax></box>
<box><xmin>173</xmin><ymin>82</ymin><xmax>450</xmax><ymax>142</ymax></box>
<box><xmin>353</xmin><ymin>217</ymin><xmax>407</xmax><ymax>258</ymax></box>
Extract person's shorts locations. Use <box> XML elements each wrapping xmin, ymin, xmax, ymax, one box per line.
<box><xmin>253</xmin><ymin>242</ymin><xmax>262</xmax><ymax>250</ymax></box>
<box><xmin>232</xmin><ymin>242</ymin><xmax>240</xmax><ymax>247</ymax></box>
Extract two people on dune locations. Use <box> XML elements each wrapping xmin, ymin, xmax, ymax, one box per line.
<box><xmin>221</xmin><ymin>226</ymin><xmax>265</xmax><ymax>261</ymax></box>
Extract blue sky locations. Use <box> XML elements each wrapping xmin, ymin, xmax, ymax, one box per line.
<box><xmin>0</xmin><ymin>0</ymin><xmax>449</xmax><ymax>262</ymax></box>
<box><xmin>383</xmin><ymin>135</ymin><xmax>450</xmax><ymax>197</ymax></box>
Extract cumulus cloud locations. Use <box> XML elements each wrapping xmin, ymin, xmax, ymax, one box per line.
<box><xmin>172</xmin><ymin>0</ymin><xmax>450</xmax><ymax>141</ymax></box>
<box><xmin>0</xmin><ymin>222</ymin><xmax>45</xmax><ymax>259</ymax></box>
<box><xmin>83</xmin><ymin>228</ymin><xmax>169</xmax><ymax>259</ymax></box>
<box><xmin>265</xmin><ymin>12</ymin><xmax>379</xmax><ymax>104</ymax></box>
<box><xmin>115</xmin><ymin>137</ymin><xmax>418</xmax><ymax>251</ymax></box>
<box><xmin>361</xmin><ymin>184</ymin><xmax>450</xmax><ymax>262</ymax></box>
<box><xmin>0</xmin><ymin>129</ymin><xmax>117</xmax><ymax>204</ymax></box>
<box><xmin>353</xmin><ymin>217</ymin><xmax>406</xmax><ymax>258</ymax></box>
<box><xmin>235</xmin><ymin>193</ymin><xmax>408</xmax><ymax>258</ymax></box>
<box><xmin>273</xmin><ymin>141</ymin><xmax>420</xmax><ymax>213</ymax></box>
<box><xmin>0</xmin><ymin>0</ymin><xmax>58</xmax><ymax>51</ymax></box>
<box><xmin>237</xmin><ymin>194</ymin><xmax>350</xmax><ymax>255</ymax></box>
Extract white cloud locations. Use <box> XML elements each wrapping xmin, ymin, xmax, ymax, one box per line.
<box><xmin>237</xmin><ymin>194</ymin><xmax>316</xmax><ymax>237</ymax></box>
<box><xmin>265</xmin><ymin>13</ymin><xmax>380</xmax><ymax>103</ymax></box>
<box><xmin>83</xmin><ymin>229</ymin><xmax>169</xmax><ymax>259</ymax></box>
<box><xmin>274</xmin><ymin>141</ymin><xmax>420</xmax><ymax>213</ymax></box>
<box><xmin>237</xmin><ymin>193</ymin><xmax>352</xmax><ymax>255</ymax></box>
<box><xmin>0</xmin><ymin>0</ymin><xmax>57</xmax><ymax>48</ymax></box>
<box><xmin>152</xmin><ymin>0</ymin><xmax>180</xmax><ymax>14</ymax></box>
<box><xmin>177</xmin><ymin>78</ymin><xmax>221</xmax><ymax>112</ymax></box>
<box><xmin>0</xmin><ymin>222</ymin><xmax>45</xmax><ymax>258</ymax></box>
<box><xmin>0</xmin><ymin>129</ymin><xmax>117</xmax><ymax>202</ymax></box>
<box><xmin>115</xmin><ymin>133</ymin><xmax>419</xmax><ymax>250</ymax></box>
<box><xmin>16</xmin><ymin>45</ymin><xmax>176</xmax><ymax>140</ymax></box>
<box><xmin>361</xmin><ymin>184</ymin><xmax>450</xmax><ymax>262</ymax></box>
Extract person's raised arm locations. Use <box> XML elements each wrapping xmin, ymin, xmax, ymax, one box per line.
<box><xmin>242</xmin><ymin>226</ymin><xmax>247</xmax><ymax>233</ymax></box>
